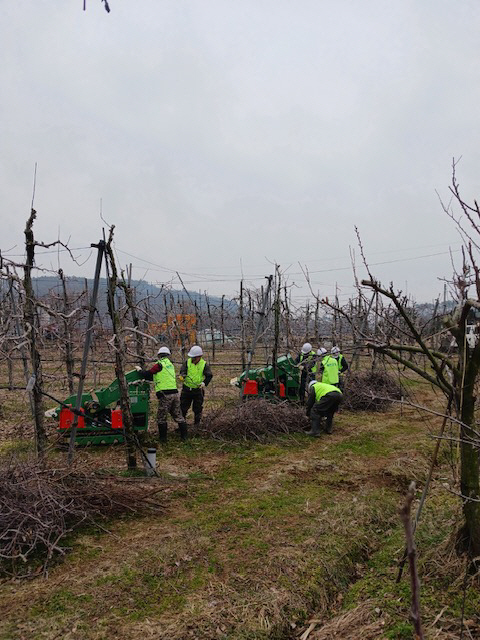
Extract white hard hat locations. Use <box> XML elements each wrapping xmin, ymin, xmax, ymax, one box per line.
<box><xmin>308</xmin><ymin>380</ymin><xmax>317</xmax><ymax>389</ymax></box>
<box><xmin>317</xmin><ymin>347</ymin><xmax>327</xmax><ymax>356</ymax></box>
<box><xmin>301</xmin><ymin>342</ymin><xmax>312</xmax><ymax>354</ymax></box>
<box><xmin>331</xmin><ymin>346</ymin><xmax>340</xmax><ymax>355</ymax></box>
<box><xmin>157</xmin><ymin>346</ymin><xmax>171</xmax><ymax>355</ymax></box>
<box><xmin>188</xmin><ymin>345</ymin><xmax>203</xmax><ymax>358</ymax></box>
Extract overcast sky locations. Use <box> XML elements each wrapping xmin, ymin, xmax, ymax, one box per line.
<box><xmin>2</xmin><ymin>1</ymin><xmax>480</xmax><ymax>308</ymax></box>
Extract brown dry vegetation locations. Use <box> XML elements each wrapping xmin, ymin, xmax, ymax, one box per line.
<box><xmin>0</xmin><ymin>349</ymin><xmax>479</xmax><ymax>640</ymax></box>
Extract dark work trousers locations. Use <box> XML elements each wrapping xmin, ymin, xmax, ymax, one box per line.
<box><xmin>310</xmin><ymin>392</ymin><xmax>342</xmax><ymax>433</ymax></box>
<box><xmin>299</xmin><ymin>371</ymin><xmax>316</xmax><ymax>404</ymax></box>
<box><xmin>180</xmin><ymin>386</ymin><xmax>204</xmax><ymax>424</ymax></box>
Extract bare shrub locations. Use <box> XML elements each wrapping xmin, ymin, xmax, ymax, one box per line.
<box><xmin>343</xmin><ymin>370</ymin><xmax>403</xmax><ymax>411</ymax></box>
<box><xmin>0</xmin><ymin>457</ymin><xmax>164</xmax><ymax>576</ymax></box>
<box><xmin>200</xmin><ymin>398</ymin><xmax>309</xmax><ymax>440</ymax></box>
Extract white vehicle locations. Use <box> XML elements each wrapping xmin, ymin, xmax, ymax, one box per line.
<box><xmin>450</xmin><ymin>324</ymin><xmax>479</xmax><ymax>350</ymax></box>
<box><xmin>466</xmin><ymin>324</ymin><xmax>478</xmax><ymax>348</ymax></box>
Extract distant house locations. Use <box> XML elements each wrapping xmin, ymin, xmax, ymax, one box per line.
<box><xmin>197</xmin><ymin>329</ymin><xmax>234</xmax><ymax>345</ymax></box>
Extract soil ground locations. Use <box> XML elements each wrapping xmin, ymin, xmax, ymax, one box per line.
<box><xmin>0</xmin><ymin>350</ymin><xmax>479</xmax><ymax>639</ymax></box>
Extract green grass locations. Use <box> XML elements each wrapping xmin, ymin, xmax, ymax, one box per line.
<box><xmin>92</xmin><ymin>565</ymin><xmax>202</xmax><ymax>618</ymax></box>
<box><xmin>385</xmin><ymin>621</ymin><xmax>415</xmax><ymax>639</ymax></box>
<box><xmin>0</xmin><ymin>439</ymin><xmax>35</xmax><ymax>455</ymax></box>
<box><xmin>30</xmin><ymin>589</ymin><xmax>94</xmax><ymax>617</ymax></box>
<box><xmin>0</xmin><ymin>385</ymin><xmax>473</xmax><ymax>640</ymax></box>
<box><xmin>329</xmin><ymin>431</ymin><xmax>391</xmax><ymax>456</ymax></box>
<box><xmin>341</xmin><ymin>492</ymin><xmax>480</xmax><ymax>637</ymax></box>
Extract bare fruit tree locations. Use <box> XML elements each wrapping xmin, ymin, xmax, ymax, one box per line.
<box><xmin>356</xmin><ymin>168</ymin><xmax>480</xmax><ymax>559</ymax></box>
<box><xmin>300</xmin><ymin>166</ymin><xmax>480</xmax><ymax>560</ymax></box>
<box><xmin>104</xmin><ymin>227</ymin><xmax>137</xmax><ymax>470</ymax></box>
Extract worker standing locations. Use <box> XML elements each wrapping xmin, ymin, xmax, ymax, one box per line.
<box><xmin>330</xmin><ymin>346</ymin><xmax>348</xmax><ymax>390</ymax></box>
<box><xmin>296</xmin><ymin>342</ymin><xmax>317</xmax><ymax>404</ymax></box>
<box><xmin>179</xmin><ymin>345</ymin><xmax>213</xmax><ymax>426</ymax></box>
<box><xmin>305</xmin><ymin>380</ymin><xmax>343</xmax><ymax>436</ymax></box>
<box><xmin>137</xmin><ymin>346</ymin><xmax>188</xmax><ymax>442</ymax></box>
<box><xmin>316</xmin><ymin>347</ymin><xmax>327</xmax><ymax>372</ymax></box>
<box><xmin>320</xmin><ymin>349</ymin><xmax>340</xmax><ymax>387</ymax></box>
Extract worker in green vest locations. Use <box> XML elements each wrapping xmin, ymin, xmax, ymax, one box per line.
<box><xmin>316</xmin><ymin>347</ymin><xmax>327</xmax><ymax>367</ymax></box>
<box><xmin>331</xmin><ymin>346</ymin><xmax>349</xmax><ymax>390</ymax></box>
<box><xmin>137</xmin><ymin>346</ymin><xmax>188</xmax><ymax>442</ymax></box>
<box><xmin>320</xmin><ymin>351</ymin><xmax>340</xmax><ymax>387</ymax></box>
<box><xmin>179</xmin><ymin>345</ymin><xmax>213</xmax><ymax>426</ymax></box>
<box><xmin>295</xmin><ymin>342</ymin><xmax>317</xmax><ymax>404</ymax></box>
<box><xmin>305</xmin><ymin>380</ymin><xmax>343</xmax><ymax>436</ymax></box>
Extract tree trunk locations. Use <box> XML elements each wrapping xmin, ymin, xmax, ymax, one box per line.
<box><xmin>305</xmin><ymin>302</ymin><xmax>310</xmax><ymax>342</ymax></box>
<box><xmin>8</xmin><ymin>274</ymin><xmax>32</xmax><ymax>407</ymax></box>
<box><xmin>122</xmin><ymin>276</ymin><xmax>145</xmax><ymax>368</ymax></box>
<box><xmin>23</xmin><ymin>210</ymin><xmax>47</xmax><ymax>458</ymax></box>
<box><xmin>221</xmin><ymin>295</ymin><xmax>225</xmax><ymax>346</ymax></box>
<box><xmin>458</xmin><ymin>370</ymin><xmax>480</xmax><ymax>556</ymax></box>
<box><xmin>240</xmin><ymin>280</ymin><xmax>246</xmax><ymax>371</ymax></box>
<box><xmin>272</xmin><ymin>268</ymin><xmax>281</xmax><ymax>392</ymax></box>
<box><xmin>105</xmin><ymin>235</ymin><xmax>137</xmax><ymax>470</ymax></box>
<box><xmin>314</xmin><ymin>297</ymin><xmax>319</xmax><ymax>345</ymax></box>
<box><xmin>284</xmin><ymin>285</ymin><xmax>291</xmax><ymax>353</ymax></box>
<box><xmin>59</xmin><ymin>268</ymin><xmax>75</xmax><ymax>395</ymax></box>
<box><xmin>205</xmin><ymin>292</ymin><xmax>216</xmax><ymax>361</ymax></box>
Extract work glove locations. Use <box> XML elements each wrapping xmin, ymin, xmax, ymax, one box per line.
<box><xmin>200</xmin><ymin>382</ymin><xmax>206</xmax><ymax>389</ymax></box>
<box><xmin>135</xmin><ymin>365</ymin><xmax>142</xmax><ymax>372</ymax></box>
<box><xmin>178</xmin><ymin>375</ymin><xmax>185</xmax><ymax>382</ymax></box>
<box><xmin>298</xmin><ymin>365</ymin><xmax>304</xmax><ymax>372</ymax></box>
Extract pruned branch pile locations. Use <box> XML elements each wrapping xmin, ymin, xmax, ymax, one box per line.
<box><xmin>0</xmin><ymin>458</ymin><xmax>164</xmax><ymax>576</ymax></box>
<box><xmin>200</xmin><ymin>398</ymin><xmax>309</xmax><ymax>440</ymax></box>
<box><xmin>343</xmin><ymin>371</ymin><xmax>403</xmax><ymax>411</ymax></box>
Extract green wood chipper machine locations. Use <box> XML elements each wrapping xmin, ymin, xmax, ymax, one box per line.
<box><xmin>235</xmin><ymin>354</ymin><xmax>302</xmax><ymax>402</ymax></box>
<box><xmin>48</xmin><ymin>369</ymin><xmax>150</xmax><ymax>445</ymax></box>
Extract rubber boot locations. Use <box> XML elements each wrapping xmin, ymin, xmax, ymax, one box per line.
<box><xmin>157</xmin><ymin>422</ymin><xmax>168</xmax><ymax>443</ymax></box>
<box><xmin>178</xmin><ymin>422</ymin><xmax>188</xmax><ymax>441</ymax></box>
<box><xmin>305</xmin><ymin>416</ymin><xmax>322</xmax><ymax>437</ymax></box>
<box><xmin>325</xmin><ymin>415</ymin><xmax>333</xmax><ymax>434</ymax></box>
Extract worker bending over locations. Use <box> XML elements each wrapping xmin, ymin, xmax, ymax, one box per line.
<box><xmin>138</xmin><ymin>346</ymin><xmax>188</xmax><ymax>442</ymax></box>
<box><xmin>179</xmin><ymin>345</ymin><xmax>213</xmax><ymax>426</ymax></box>
<box><xmin>296</xmin><ymin>342</ymin><xmax>317</xmax><ymax>404</ymax></box>
<box><xmin>305</xmin><ymin>380</ymin><xmax>343</xmax><ymax>436</ymax></box>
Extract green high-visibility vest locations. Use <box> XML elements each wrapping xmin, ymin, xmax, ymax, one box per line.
<box><xmin>335</xmin><ymin>354</ymin><xmax>345</xmax><ymax>374</ymax></box>
<box><xmin>153</xmin><ymin>358</ymin><xmax>177</xmax><ymax>392</ymax></box>
<box><xmin>321</xmin><ymin>355</ymin><xmax>339</xmax><ymax>385</ymax></box>
<box><xmin>185</xmin><ymin>358</ymin><xmax>206</xmax><ymax>388</ymax></box>
<box><xmin>300</xmin><ymin>350</ymin><xmax>317</xmax><ymax>374</ymax></box>
<box><xmin>313</xmin><ymin>381</ymin><xmax>342</xmax><ymax>402</ymax></box>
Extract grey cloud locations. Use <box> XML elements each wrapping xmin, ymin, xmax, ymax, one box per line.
<box><xmin>1</xmin><ymin>1</ymin><xmax>479</xmax><ymax>303</ymax></box>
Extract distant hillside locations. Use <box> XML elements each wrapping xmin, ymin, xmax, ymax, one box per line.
<box><xmin>32</xmin><ymin>276</ymin><xmax>236</xmax><ymax>312</ymax></box>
